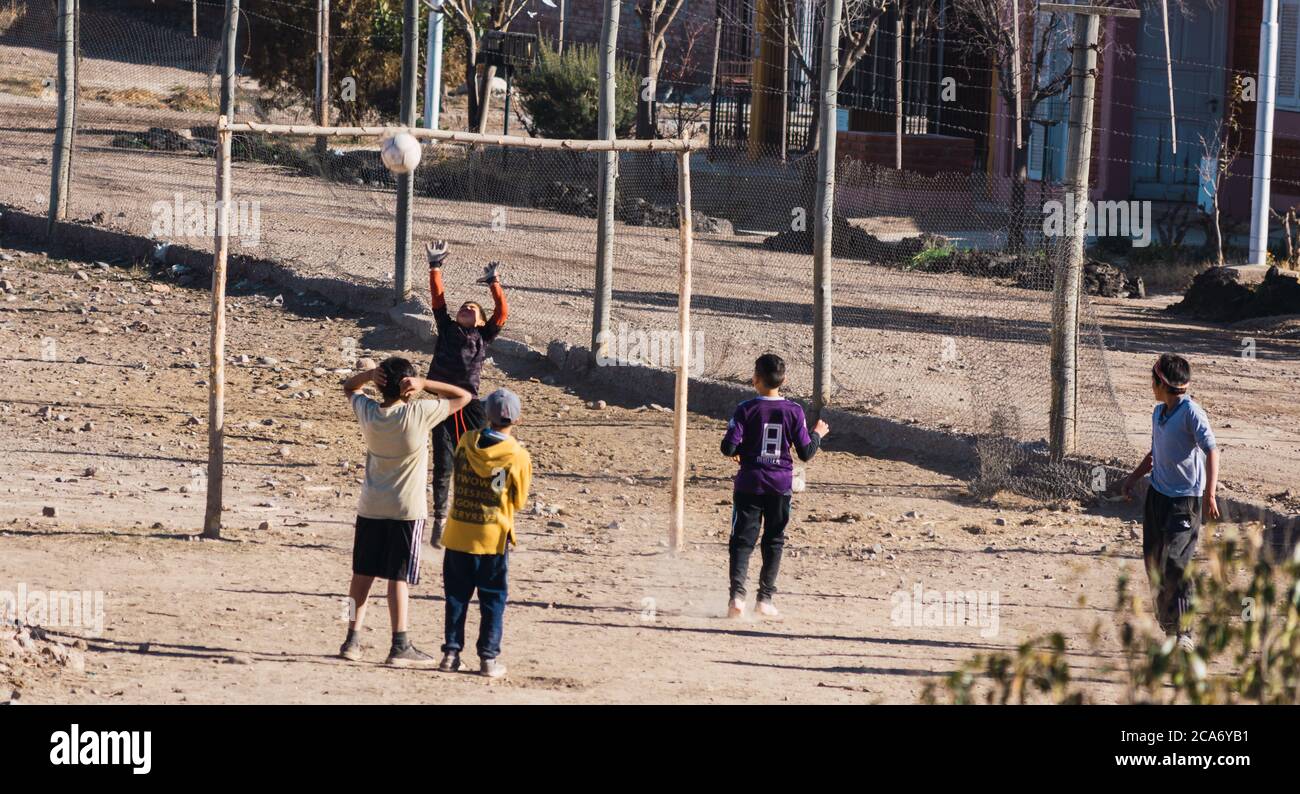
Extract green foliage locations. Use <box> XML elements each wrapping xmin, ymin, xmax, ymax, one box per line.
<box><xmin>243</xmin><ymin>0</ymin><xmax>435</xmax><ymax>123</ymax></box>
<box><xmin>922</xmin><ymin>526</ymin><xmax>1300</xmax><ymax>705</ymax></box>
<box><xmin>516</xmin><ymin>45</ymin><xmax>637</xmax><ymax>140</ymax></box>
<box><xmin>906</xmin><ymin>240</ymin><xmax>957</xmax><ymax>271</ymax></box>
<box><xmin>920</xmin><ymin>633</ymin><xmax>1084</xmax><ymax>705</ymax></box>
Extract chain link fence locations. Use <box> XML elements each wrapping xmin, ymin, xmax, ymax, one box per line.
<box><xmin>3</xmin><ymin>0</ymin><xmax>1299</xmax><ymax>506</ymax></box>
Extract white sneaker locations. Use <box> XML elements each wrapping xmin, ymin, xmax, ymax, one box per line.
<box><xmin>727</xmin><ymin>597</ymin><xmax>745</xmax><ymax>619</ymax></box>
<box><xmin>480</xmin><ymin>658</ymin><xmax>507</xmax><ymax>678</ymax></box>
<box><xmin>755</xmin><ymin>600</ymin><xmax>780</xmax><ymax>618</ymax></box>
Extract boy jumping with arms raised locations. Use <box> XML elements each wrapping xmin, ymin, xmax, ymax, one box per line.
<box><xmin>721</xmin><ymin>353</ymin><xmax>828</xmax><ymax>619</ymax></box>
<box><xmin>338</xmin><ymin>357</ymin><xmax>471</xmax><ymax>666</ymax></box>
<box><xmin>424</xmin><ymin>239</ymin><xmax>509</xmax><ymax>548</ymax></box>
<box><xmin>1123</xmin><ymin>353</ymin><xmax>1220</xmax><ymax>652</ymax></box>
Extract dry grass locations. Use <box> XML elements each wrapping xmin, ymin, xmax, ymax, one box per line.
<box><xmin>0</xmin><ymin>75</ymin><xmax>43</xmax><ymax>98</ymax></box>
<box><xmin>163</xmin><ymin>85</ymin><xmax>217</xmax><ymax>113</ymax></box>
<box><xmin>77</xmin><ymin>85</ymin><xmax>216</xmax><ymax>113</ymax></box>
<box><xmin>0</xmin><ymin>0</ymin><xmax>26</xmax><ymax>36</ymax></box>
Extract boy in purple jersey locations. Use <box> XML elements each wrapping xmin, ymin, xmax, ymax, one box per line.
<box><xmin>720</xmin><ymin>354</ymin><xmax>828</xmax><ymax>618</ymax></box>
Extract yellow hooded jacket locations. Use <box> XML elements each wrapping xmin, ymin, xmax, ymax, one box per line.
<box><xmin>443</xmin><ymin>428</ymin><xmax>532</xmax><ymax>555</ymax></box>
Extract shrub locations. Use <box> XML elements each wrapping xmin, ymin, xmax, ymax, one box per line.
<box><xmin>516</xmin><ymin>45</ymin><xmax>636</xmax><ymax>140</ymax></box>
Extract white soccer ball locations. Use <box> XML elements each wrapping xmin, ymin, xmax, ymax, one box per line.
<box><xmin>380</xmin><ymin>132</ymin><xmax>422</xmax><ymax>175</ymax></box>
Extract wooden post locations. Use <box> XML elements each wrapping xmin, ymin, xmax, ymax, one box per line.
<box><xmin>192</xmin><ymin>0</ymin><xmax>198</xmax><ymax>36</ymax></box>
<box><xmin>315</xmin><ymin>0</ymin><xmax>330</xmax><ymax>157</ymax></box>
<box><xmin>220</xmin><ymin>0</ymin><xmax>240</xmax><ymax>118</ymax></box>
<box><xmin>47</xmin><ymin>0</ymin><xmax>78</xmax><ymax>239</ymax></box>
<box><xmin>1042</xmin><ymin>3</ymin><xmax>1138</xmax><ymax>460</ymax></box>
<box><xmin>812</xmin><ymin>0</ymin><xmax>842</xmax><ymax>420</ymax></box>
<box><xmin>395</xmin><ymin>0</ymin><xmax>419</xmax><ymax>302</ymax></box>
<box><xmin>205</xmin><ymin>116</ymin><xmax>234</xmax><ymax>539</ymax></box>
<box><xmin>592</xmin><ymin>0</ymin><xmax>620</xmax><ymax>363</ymax></box>
<box><xmin>670</xmin><ymin>150</ymin><xmax>693</xmax><ymax>553</ymax></box>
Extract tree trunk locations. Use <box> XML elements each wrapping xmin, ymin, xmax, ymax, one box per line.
<box><xmin>1009</xmin><ymin>115</ymin><xmax>1030</xmax><ymax>253</ymax></box>
<box><xmin>464</xmin><ymin>31</ymin><xmax>483</xmax><ymax>131</ymax></box>
<box><xmin>636</xmin><ymin>27</ymin><xmax>658</xmax><ymax>138</ymax></box>
<box><xmin>476</xmin><ymin>64</ymin><xmax>498</xmax><ymax>134</ymax></box>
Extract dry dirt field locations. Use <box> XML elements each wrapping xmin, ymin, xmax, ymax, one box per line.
<box><xmin>0</xmin><ymin>246</ymin><xmax>1162</xmax><ymax>704</ymax></box>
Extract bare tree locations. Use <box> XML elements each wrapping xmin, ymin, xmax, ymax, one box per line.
<box><xmin>1199</xmin><ymin>74</ymin><xmax>1248</xmax><ymax>266</ymax></box>
<box><xmin>951</xmin><ymin>0</ymin><xmax>1073</xmax><ymax>251</ymax></box>
<box><xmin>633</xmin><ymin>0</ymin><xmax>691</xmax><ymax>138</ymax></box>
<box><xmin>442</xmin><ymin>0</ymin><xmax>531</xmax><ymax>133</ymax></box>
<box><xmin>659</xmin><ymin>15</ymin><xmax>714</xmax><ymax>139</ymax></box>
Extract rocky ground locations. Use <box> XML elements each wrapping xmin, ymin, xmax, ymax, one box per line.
<box><xmin>0</xmin><ymin>244</ymin><xmax>1190</xmax><ymax>704</ymax></box>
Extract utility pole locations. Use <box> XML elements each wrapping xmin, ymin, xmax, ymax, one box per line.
<box><xmin>424</xmin><ymin>0</ymin><xmax>445</xmax><ymax>130</ymax></box>
<box><xmin>315</xmin><ymin>0</ymin><xmax>330</xmax><ymax>157</ymax></box>
<box><xmin>47</xmin><ymin>0</ymin><xmax>78</xmax><ymax>239</ymax></box>
<box><xmin>395</xmin><ymin>0</ymin><xmax>420</xmax><ymax>303</ymax></box>
<box><xmin>1044</xmin><ymin>2</ymin><xmax>1139</xmax><ymax>461</ymax></box>
<box><xmin>812</xmin><ymin>0</ymin><xmax>843</xmax><ymax>419</ymax></box>
<box><xmin>592</xmin><ymin>0</ymin><xmax>620</xmax><ymax>363</ymax></box>
<box><xmin>220</xmin><ymin>0</ymin><xmax>240</xmax><ymax>118</ymax></box>
<box><xmin>1250</xmin><ymin>0</ymin><xmax>1279</xmax><ymax>265</ymax></box>
<box><xmin>559</xmin><ymin>0</ymin><xmax>567</xmax><ymax>55</ymax></box>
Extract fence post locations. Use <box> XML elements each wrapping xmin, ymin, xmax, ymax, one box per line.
<box><xmin>394</xmin><ymin>0</ymin><xmax>419</xmax><ymax>303</ymax></box>
<box><xmin>812</xmin><ymin>0</ymin><xmax>842</xmax><ymax>420</ymax></box>
<box><xmin>592</xmin><ymin>0</ymin><xmax>620</xmax><ymax>363</ymax></box>
<box><xmin>46</xmin><ymin>0</ymin><xmax>78</xmax><ymax>239</ymax></box>
<box><xmin>204</xmin><ymin>117</ymin><xmax>234</xmax><ymax>539</ymax></box>
<box><xmin>1044</xmin><ymin>2</ymin><xmax>1138</xmax><ymax>460</ymax></box>
<box><xmin>315</xmin><ymin>0</ymin><xmax>330</xmax><ymax>157</ymax></box>
<box><xmin>220</xmin><ymin>0</ymin><xmax>239</xmax><ymax>117</ymax></box>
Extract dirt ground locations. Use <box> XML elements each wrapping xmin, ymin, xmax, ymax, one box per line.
<box><xmin>0</xmin><ymin>246</ymin><xmax>1161</xmax><ymax>704</ymax></box>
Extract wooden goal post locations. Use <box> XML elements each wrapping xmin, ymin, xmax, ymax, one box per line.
<box><xmin>206</xmin><ymin>117</ymin><xmax>695</xmax><ymax>552</ymax></box>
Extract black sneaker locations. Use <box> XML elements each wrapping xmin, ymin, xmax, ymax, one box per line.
<box><xmin>385</xmin><ymin>644</ymin><xmax>438</xmax><ymax>668</ymax></box>
<box><xmin>338</xmin><ymin>638</ymin><xmax>363</xmax><ymax>662</ymax></box>
<box><xmin>438</xmin><ymin>651</ymin><xmax>465</xmax><ymax>672</ymax></box>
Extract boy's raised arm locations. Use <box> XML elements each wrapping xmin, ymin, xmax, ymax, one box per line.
<box><xmin>343</xmin><ymin>367</ymin><xmax>380</xmax><ymax>396</ymax></box>
<box><xmin>426</xmin><ymin>240</ymin><xmax>450</xmax><ymax>318</ymax></box>
<box><xmin>400</xmin><ymin>376</ymin><xmax>472</xmax><ymax>413</ymax></box>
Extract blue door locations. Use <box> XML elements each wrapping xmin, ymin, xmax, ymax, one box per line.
<box><xmin>1132</xmin><ymin>0</ymin><xmax>1228</xmax><ymax>200</ymax></box>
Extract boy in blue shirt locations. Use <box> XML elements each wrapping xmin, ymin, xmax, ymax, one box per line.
<box><xmin>1122</xmin><ymin>354</ymin><xmax>1220</xmax><ymax>651</ymax></box>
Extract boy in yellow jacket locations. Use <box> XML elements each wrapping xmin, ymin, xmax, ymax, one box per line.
<box><xmin>438</xmin><ymin>388</ymin><xmax>532</xmax><ymax>677</ymax></box>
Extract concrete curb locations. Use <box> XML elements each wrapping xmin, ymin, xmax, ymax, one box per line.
<box><xmin>6</xmin><ymin>207</ymin><xmax>1297</xmax><ymax>545</ymax></box>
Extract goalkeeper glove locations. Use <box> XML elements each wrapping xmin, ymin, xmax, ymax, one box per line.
<box><xmin>476</xmin><ymin>261</ymin><xmax>503</xmax><ymax>285</ymax></box>
<box><xmin>425</xmin><ymin>240</ymin><xmax>449</xmax><ymax>268</ymax></box>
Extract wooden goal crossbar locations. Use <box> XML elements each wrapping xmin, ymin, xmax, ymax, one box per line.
<box><xmin>205</xmin><ymin>116</ymin><xmax>693</xmax><ymax>553</ymax></box>
<box><xmin>219</xmin><ymin>119</ymin><xmax>697</xmax><ymax>152</ymax></box>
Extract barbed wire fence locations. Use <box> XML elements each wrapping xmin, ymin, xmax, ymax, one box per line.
<box><xmin>2</xmin><ymin>0</ymin><xmax>1299</xmax><ymax>506</ymax></box>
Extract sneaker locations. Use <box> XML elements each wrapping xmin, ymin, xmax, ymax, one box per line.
<box><xmin>727</xmin><ymin>597</ymin><xmax>745</xmax><ymax>619</ymax></box>
<box><xmin>1177</xmin><ymin>632</ymin><xmax>1196</xmax><ymax>653</ymax></box>
<box><xmin>438</xmin><ymin>652</ymin><xmax>465</xmax><ymax>672</ymax></box>
<box><xmin>480</xmin><ymin>658</ymin><xmax>507</xmax><ymax>678</ymax></box>
<box><xmin>385</xmin><ymin>644</ymin><xmax>439</xmax><ymax>668</ymax></box>
<box><xmin>338</xmin><ymin>638</ymin><xmax>363</xmax><ymax>662</ymax></box>
<box><xmin>755</xmin><ymin>600</ymin><xmax>780</xmax><ymax>618</ymax></box>
<box><xmin>429</xmin><ymin>518</ymin><xmax>446</xmax><ymax>548</ymax></box>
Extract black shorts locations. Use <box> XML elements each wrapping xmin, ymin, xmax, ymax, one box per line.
<box><xmin>352</xmin><ymin>516</ymin><xmax>425</xmax><ymax>585</ymax></box>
